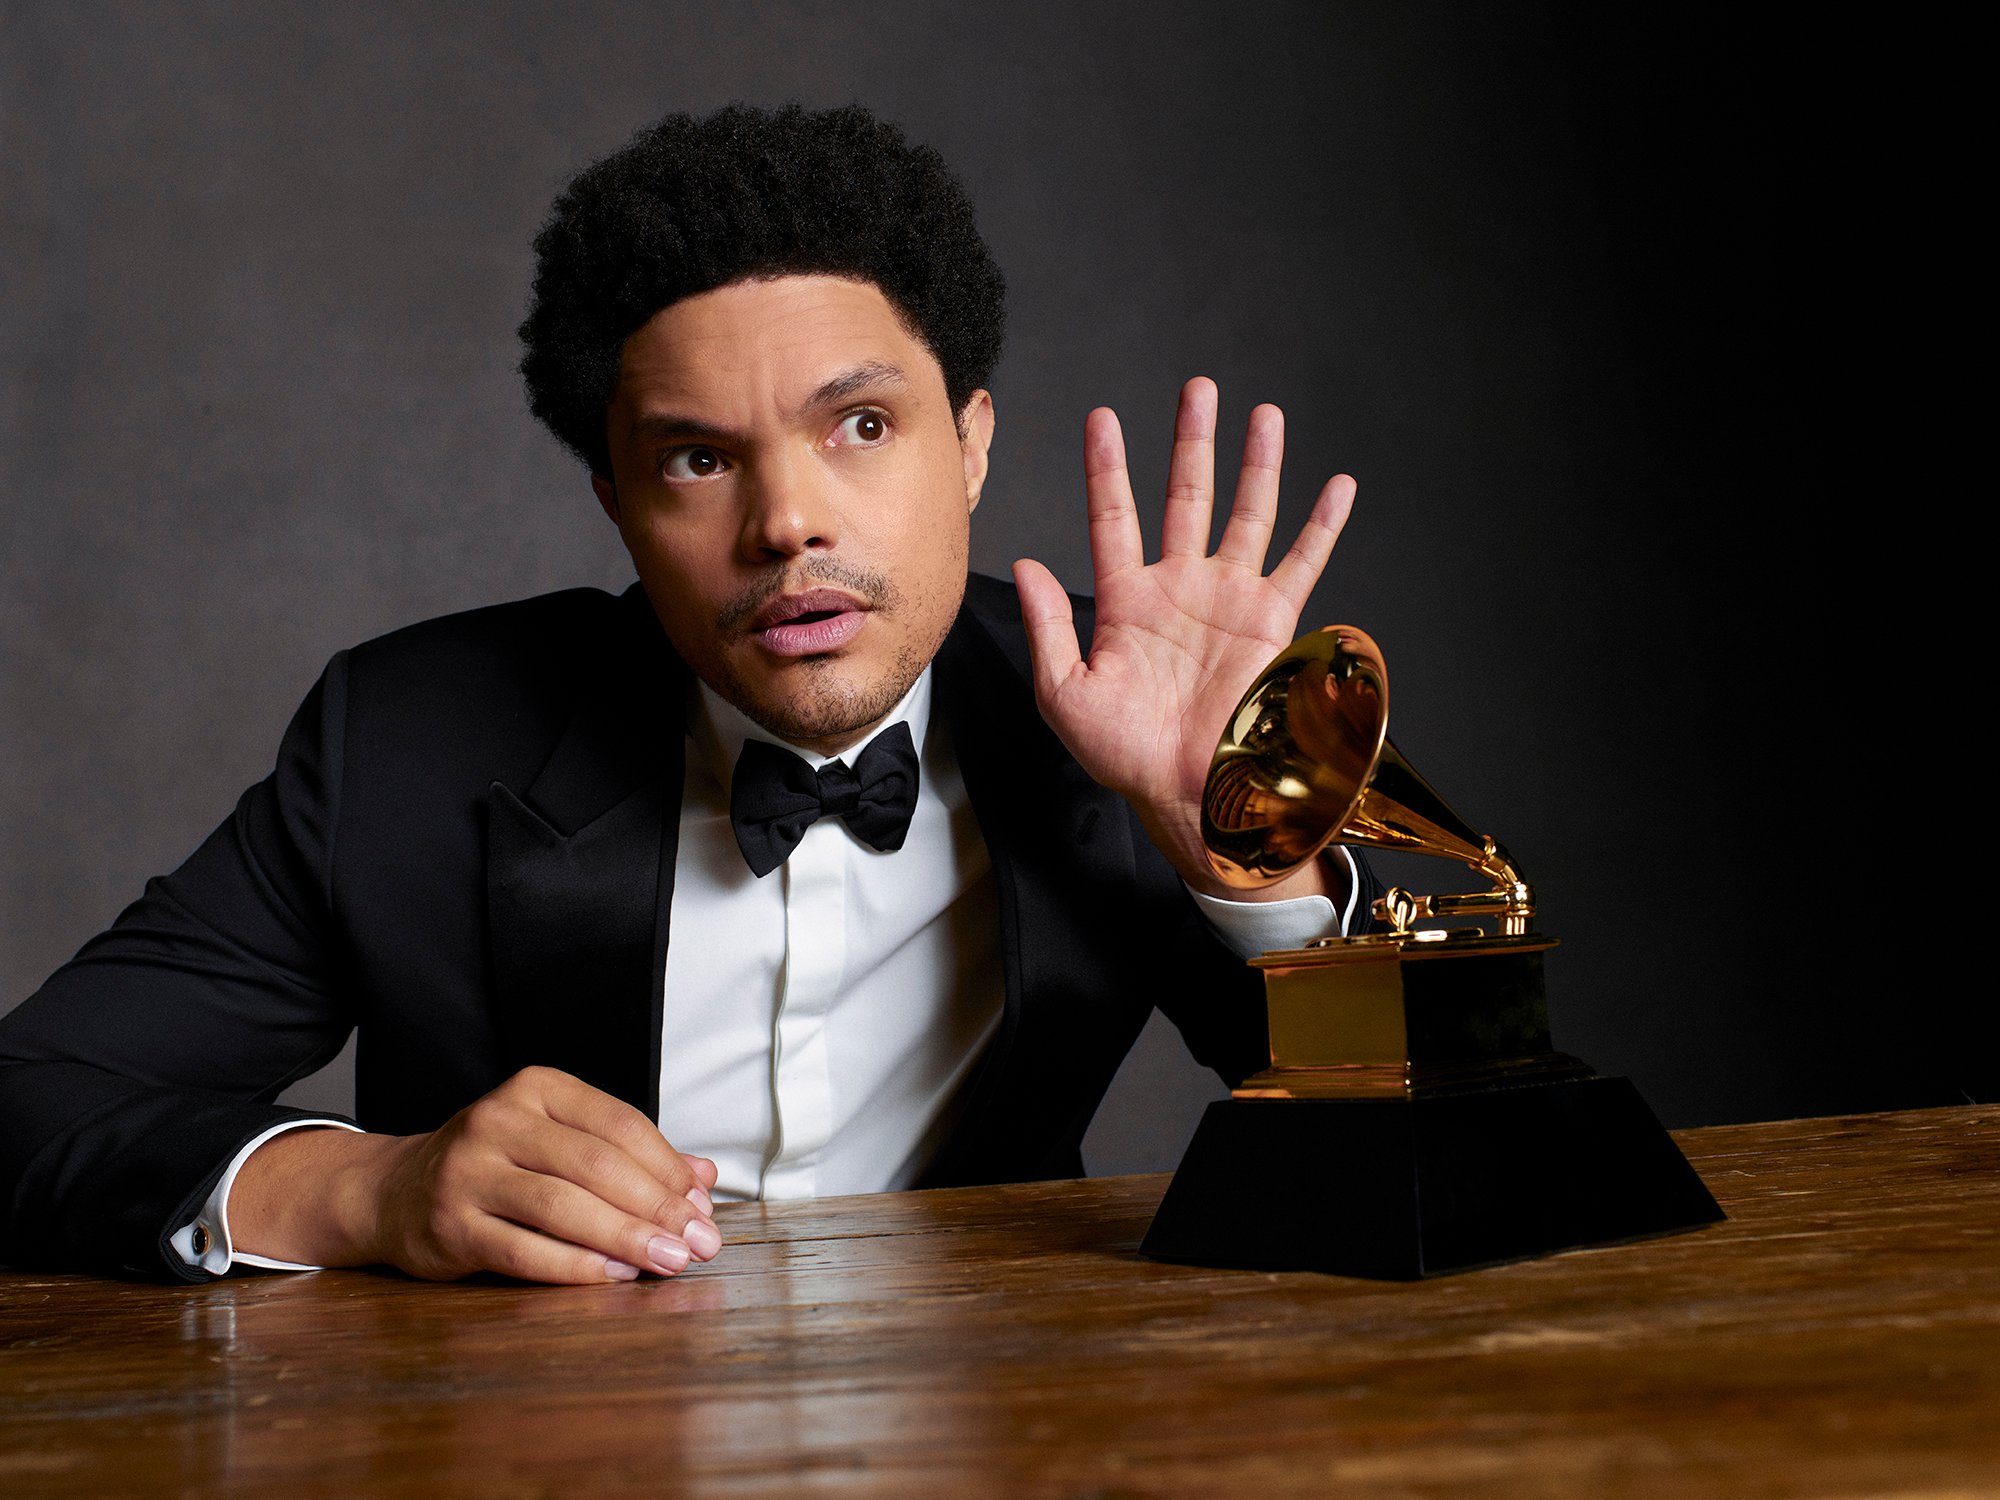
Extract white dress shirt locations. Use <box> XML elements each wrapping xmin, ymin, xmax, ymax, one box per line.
<box><xmin>661</xmin><ymin>670</ymin><xmax>1001</xmax><ymax>1201</ymax></box>
<box><xmin>177</xmin><ymin>666</ymin><xmax>1357</xmax><ymax>1270</ymax></box>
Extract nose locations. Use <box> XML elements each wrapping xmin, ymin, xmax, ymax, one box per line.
<box><xmin>739</xmin><ymin>451</ymin><xmax>839</xmax><ymax>562</ymax></box>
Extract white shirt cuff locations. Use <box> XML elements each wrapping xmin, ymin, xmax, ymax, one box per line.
<box><xmin>1188</xmin><ymin>846</ymin><xmax>1361</xmax><ymax>960</ymax></box>
<box><xmin>170</xmin><ymin>1118</ymin><xmax>364</xmax><ymax>1275</ymax></box>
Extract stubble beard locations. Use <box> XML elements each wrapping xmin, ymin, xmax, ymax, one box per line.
<box><xmin>706</xmin><ymin>555</ymin><xmax>966</xmax><ymax>754</ymax></box>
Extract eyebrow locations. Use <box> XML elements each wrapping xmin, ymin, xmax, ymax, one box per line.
<box><xmin>803</xmin><ymin>360</ymin><xmax>910</xmax><ymax>411</ymax></box>
<box><xmin>625</xmin><ymin>361</ymin><xmax>913</xmax><ymax>449</ymax></box>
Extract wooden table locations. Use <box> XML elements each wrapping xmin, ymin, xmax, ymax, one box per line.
<box><xmin>2</xmin><ymin>1106</ymin><xmax>1996</xmax><ymax>1497</ymax></box>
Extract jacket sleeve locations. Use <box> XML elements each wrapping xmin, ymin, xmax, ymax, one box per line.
<box><xmin>1147</xmin><ymin>842</ymin><xmax>1386</xmax><ymax>1089</ymax></box>
<box><xmin>0</xmin><ymin>654</ymin><xmax>360</xmax><ymax>1281</ymax></box>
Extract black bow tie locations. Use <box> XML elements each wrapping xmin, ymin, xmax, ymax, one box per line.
<box><xmin>729</xmin><ymin>720</ymin><xmax>920</xmax><ymax>878</ymax></box>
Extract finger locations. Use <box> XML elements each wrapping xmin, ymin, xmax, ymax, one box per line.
<box><xmin>1159</xmin><ymin>377</ymin><xmax>1219</xmax><ymax>559</ymax></box>
<box><xmin>493</xmin><ymin>1069</ymin><xmax>719</xmax><ymax>1255</ymax></box>
<box><xmin>514</xmin><ymin>1118</ymin><xmax>716</xmax><ymax>1243</ymax></box>
<box><xmin>1268</xmin><ymin>473</ymin><xmax>1358</xmax><ymax>606</ymax></box>
<box><xmin>1082</xmin><ymin>406</ymin><xmax>1144</xmax><ymax>583</ymax></box>
<box><xmin>528</xmin><ymin>1067</ymin><xmax>699</xmax><ymax>1200</ymax></box>
<box><xmin>480</xmin><ymin>1184</ymin><xmax>708</xmax><ymax>1288</ymax></box>
<box><xmin>1012</xmin><ymin>558</ymin><xmax>1084</xmax><ymax>709</ymax></box>
<box><xmin>466</xmin><ymin>1218</ymin><xmax>641</xmax><ymax>1285</ymax></box>
<box><xmin>1216</xmin><ymin>403</ymin><xmax>1286</xmax><ymax>569</ymax></box>
<box><xmin>490</xmin><ymin>1165</ymin><xmax>716</xmax><ymax>1276</ymax></box>
<box><xmin>681</xmin><ymin>1154</ymin><xmax>720</xmax><ymax>1194</ymax></box>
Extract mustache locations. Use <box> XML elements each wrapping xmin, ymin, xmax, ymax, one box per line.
<box><xmin>714</xmin><ymin>558</ymin><xmax>901</xmax><ymax>634</ymax></box>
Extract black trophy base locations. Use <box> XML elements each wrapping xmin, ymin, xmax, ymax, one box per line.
<box><xmin>1139</xmin><ymin>1075</ymin><xmax>1723</xmax><ymax>1279</ymax></box>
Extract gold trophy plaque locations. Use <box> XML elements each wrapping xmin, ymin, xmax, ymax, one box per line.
<box><xmin>1140</xmin><ymin>626</ymin><xmax>1723</xmax><ymax>1278</ymax></box>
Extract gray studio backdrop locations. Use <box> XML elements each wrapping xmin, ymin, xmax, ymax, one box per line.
<box><xmin>0</xmin><ymin>3</ymin><xmax>1939</xmax><ymax>1177</ymax></box>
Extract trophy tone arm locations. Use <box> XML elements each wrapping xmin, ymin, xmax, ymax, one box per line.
<box><xmin>1373</xmin><ymin>838</ymin><xmax>1534</xmax><ymax>938</ymax></box>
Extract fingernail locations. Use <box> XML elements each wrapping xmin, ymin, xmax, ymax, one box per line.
<box><xmin>682</xmin><ymin>1218</ymin><xmax>722</xmax><ymax>1260</ymax></box>
<box><xmin>647</xmin><ymin>1235</ymin><xmax>690</xmax><ymax>1275</ymax></box>
<box><xmin>686</xmin><ymin>1186</ymin><xmax>714</xmax><ymax>1218</ymax></box>
<box><xmin>605</xmin><ymin>1259</ymin><xmax>641</xmax><ymax>1281</ymax></box>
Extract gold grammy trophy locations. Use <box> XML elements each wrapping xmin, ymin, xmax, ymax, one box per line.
<box><xmin>1139</xmin><ymin>626</ymin><xmax>1723</xmax><ymax>1277</ymax></box>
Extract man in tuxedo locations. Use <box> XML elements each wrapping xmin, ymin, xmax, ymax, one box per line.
<box><xmin>0</xmin><ymin>104</ymin><xmax>1369</xmax><ymax>1284</ymax></box>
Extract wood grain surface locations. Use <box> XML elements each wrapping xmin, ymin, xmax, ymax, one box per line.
<box><xmin>2</xmin><ymin>1106</ymin><xmax>1995</xmax><ymax>1498</ymax></box>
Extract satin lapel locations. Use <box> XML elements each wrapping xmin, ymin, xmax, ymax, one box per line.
<box><xmin>932</xmin><ymin>584</ymin><xmax>1133</xmax><ymax>1116</ymax></box>
<box><xmin>486</xmin><ymin>587</ymin><xmax>686</xmax><ymax>1118</ymax></box>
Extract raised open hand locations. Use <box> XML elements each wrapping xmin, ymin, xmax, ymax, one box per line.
<box><xmin>1012</xmin><ymin>377</ymin><xmax>1355</xmax><ymax>898</ymax></box>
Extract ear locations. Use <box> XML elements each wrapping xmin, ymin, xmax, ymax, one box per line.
<box><xmin>958</xmin><ymin>390</ymin><xmax>995</xmax><ymax>514</ymax></box>
<box><xmin>591</xmin><ymin>473</ymin><xmax>620</xmax><ymax>525</ymax></box>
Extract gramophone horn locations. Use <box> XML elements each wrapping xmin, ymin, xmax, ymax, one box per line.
<box><xmin>1200</xmin><ymin>626</ymin><xmax>1519</xmax><ymax>889</ymax></box>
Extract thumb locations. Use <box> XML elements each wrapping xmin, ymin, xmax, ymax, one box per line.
<box><xmin>1011</xmin><ymin>559</ymin><xmax>1084</xmax><ymax>711</ymax></box>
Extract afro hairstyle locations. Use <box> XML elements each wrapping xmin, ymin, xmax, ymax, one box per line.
<box><xmin>519</xmin><ymin>102</ymin><xmax>1007</xmax><ymax>479</ymax></box>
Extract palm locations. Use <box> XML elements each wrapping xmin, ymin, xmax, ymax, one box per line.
<box><xmin>1014</xmin><ymin>379</ymin><xmax>1356</xmax><ymax>883</ymax></box>
<box><xmin>1052</xmin><ymin>556</ymin><xmax>1304</xmax><ymax>807</ymax></box>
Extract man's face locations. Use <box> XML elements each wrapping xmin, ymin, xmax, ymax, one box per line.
<box><xmin>594</xmin><ymin>275</ymin><xmax>994</xmax><ymax>755</ymax></box>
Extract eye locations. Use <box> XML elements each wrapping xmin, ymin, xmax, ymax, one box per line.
<box><xmin>661</xmin><ymin>446</ymin><xmax>728</xmax><ymax>481</ymax></box>
<box><xmin>830</xmin><ymin>409</ymin><xmax>889</xmax><ymax>447</ymax></box>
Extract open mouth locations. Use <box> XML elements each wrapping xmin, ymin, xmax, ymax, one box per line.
<box><xmin>752</xmin><ymin>591</ymin><xmax>869</xmax><ymax>656</ymax></box>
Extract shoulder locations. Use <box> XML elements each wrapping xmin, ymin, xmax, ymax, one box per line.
<box><xmin>344</xmin><ymin>586</ymin><xmax>642</xmax><ymax>682</ymax></box>
<box><xmin>328</xmin><ymin>584</ymin><xmax>675</xmax><ymax>771</ymax></box>
<box><xmin>338</xmin><ymin>584</ymin><xmax>668</xmax><ymax>709</ymax></box>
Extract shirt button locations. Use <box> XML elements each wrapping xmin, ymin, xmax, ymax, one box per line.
<box><xmin>192</xmin><ymin>1225</ymin><xmax>211</xmax><ymax>1256</ymax></box>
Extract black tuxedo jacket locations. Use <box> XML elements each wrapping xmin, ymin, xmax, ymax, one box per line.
<box><xmin>0</xmin><ymin>574</ymin><xmax>1378</xmax><ymax>1280</ymax></box>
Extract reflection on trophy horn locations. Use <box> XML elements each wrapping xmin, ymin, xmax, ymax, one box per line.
<box><xmin>1140</xmin><ymin>624</ymin><xmax>1724</xmax><ymax>1280</ymax></box>
<box><xmin>1201</xmin><ymin>625</ymin><xmax>1530</xmax><ymax>935</ymax></box>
